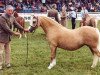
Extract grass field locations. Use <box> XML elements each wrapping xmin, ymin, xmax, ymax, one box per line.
<box><xmin>0</xmin><ymin>20</ymin><xmax>100</xmax><ymax>75</ymax></box>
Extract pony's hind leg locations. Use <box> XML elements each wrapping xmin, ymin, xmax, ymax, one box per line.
<box><xmin>89</xmin><ymin>47</ymin><xmax>99</xmax><ymax>68</ymax></box>
<box><xmin>48</xmin><ymin>44</ymin><xmax>57</xmax><ymax>69</ymax></box>
<box><xmin>91</xmin><ymin>53</ymin><xmax>99</xmax><ymax>68</ymax></box>
<box><xmin>91</xmin><ymin>28</ymin><xmax>100</xmax><ymax>68</ymax></box>
<box><xmin>91</xmin><ymin>47</ymin><xmax>100</xmax><ymax>68</ymax></box>
<box><xmin>19</xmin><ymin>30</ymin><xmax>24</xmax><ymax>39</ymax></box>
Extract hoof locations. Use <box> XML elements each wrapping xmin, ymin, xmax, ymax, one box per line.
<box><xmin>48</xmin><ymin>66</ymin><xmax>52</xmax><ymax>69</ymax></box>
<box><xmin>48</xmin><ymin>62</ymin><xmax>56</xmax><ymax>70</ymax></box>
<box><xmin>91</xmin><ymin>65</ymin><xmax>95</xmax><ymax>68</ymax></box>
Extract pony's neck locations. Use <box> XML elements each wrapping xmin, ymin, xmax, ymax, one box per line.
<box><xmin>39</xmin><ymin>16</ymin><xmax>60</xmax><ymax>34</ymax></box>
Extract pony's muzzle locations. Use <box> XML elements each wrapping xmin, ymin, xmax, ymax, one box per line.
<box><xmin>28</xmin><ymin>26</ymin><xmax>35</xmax><ymax>32</ymax></box>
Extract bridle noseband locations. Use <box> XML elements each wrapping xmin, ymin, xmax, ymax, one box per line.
<box><xmin>32</xmin><ymin>16</ymin><xmax>39</xmax><ymax>27</ymax></box>
<box><xmin>29</xmin><ymin>16</ymin><xmax>39</xmax><ymax>32</ymax></box>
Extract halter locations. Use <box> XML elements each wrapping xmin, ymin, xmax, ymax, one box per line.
<box><xmin>29</xmin><ymin>15</ymin><xmax>39</xmax><ymax>32</ymax></box>
<box><xmin>33</xmin><ymin>15</ymin><xmax>39</xmax><ymax>27</ymax></box>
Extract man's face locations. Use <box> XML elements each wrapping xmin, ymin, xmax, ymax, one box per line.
<box><xmin>83</xmin><ymin>7</ymin><xmax>86</xmax><ymax>10</ymax></box>
<box><xmin>5</xmin><ymin>9</ymin><xmax>14</xmax><ymax>16</ymax></box>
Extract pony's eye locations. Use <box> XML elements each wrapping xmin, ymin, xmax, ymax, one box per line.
<box><xmin>33</xmin><ymin>21</ymin><xmax>36</xmax><ymax>23</ymax></box>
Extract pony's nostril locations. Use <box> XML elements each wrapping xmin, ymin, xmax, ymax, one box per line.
<box><xmin>33</xmin><ymin>21</ymin><xmax>36</xmax><ymax>23</ymax></box>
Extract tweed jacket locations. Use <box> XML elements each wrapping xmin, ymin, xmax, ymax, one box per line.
<box><xmin>0</xmin><ymin>13</ymin><xmax>24</xmax><ymax>43</ymax></box>
<box><xmin>47</xmin><ymin>9</ymin><xmax>60</xmax><ymax>23</ymax></box>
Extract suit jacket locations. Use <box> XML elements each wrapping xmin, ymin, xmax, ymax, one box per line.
<box><xmin>47</xmin><ymin>9</ymin><xmax>60</xmax><ymax>23</ymax></box>
<box><xmin>0</xmin><ymin>13</ymin><xmax>24</xmax><ymax>43</ymax></box>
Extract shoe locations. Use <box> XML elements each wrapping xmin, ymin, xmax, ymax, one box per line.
<box><xmin>0</xmin><ymin>66</ymin><xmax>2</xmax><ymax>70</ymax></box>
<box><xmin>6</xmin><ymin>63</ymin><xmax>11</xmax><ymax>68</ymax></box>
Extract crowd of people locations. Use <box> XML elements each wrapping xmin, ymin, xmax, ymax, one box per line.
<box><xmin>0</xmin><ymin>0</ymin><xmax>100</xmax><ymax>13</ymax></box>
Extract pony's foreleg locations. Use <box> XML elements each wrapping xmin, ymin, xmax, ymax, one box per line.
<box><xmin>19</xmin><ymin>34</ymin><xmax>22</xmax><ymax>39</ymax></box>
<box><xmin>24</xmin><ymin>31</ymin><xmax>27</xmax><ymax>38</ymax></box>
<box><xmin>48</xmin><ymin>45</ymin><xmax>57</xmax><ymax>69</ymax></box>
<box><xmin>48</xmin><ymin>58</ymin><xmax>56</xmax><ymax>69</ymax></box>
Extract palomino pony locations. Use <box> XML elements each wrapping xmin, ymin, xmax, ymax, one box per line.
<box><xmin>29</xmin><ymin>15</ymin><xmax>100</xmax><ymax>69</ymax></box>
<box><xmin>80</xmin><ymin>14</ymin><xmax>98</xmax><ymax>28</ymax></box>
<box><xmin>13</xmin><ymin>11</ymin><xmax>26</xmax><ymax>38</ymax></box>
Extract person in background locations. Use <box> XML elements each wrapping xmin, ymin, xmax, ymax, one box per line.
<box><xmin>41</xmin><ymin>4</ymin><xmax>47</xmax><ymax>12</ymax></box>
<box><xmin>60</xmin><ymin>4</ymin><xmax>67</xmax><ymax>27</ymax></box>
<box><xmin>47</xmin><ymin>4</ymin><xmax>60</xmax><ymax>23</ymax></box>
<box><xmin>0</xmin><ymin>5</ymin><xmax>28</xmax><ymax>70</ymax></box>
<box><xmin>69</xmin><ymin>7</ymin><xmax>77</xmax><ymax>29</ymax></box>
<box><xmin>80</xmin><ymin>6</ymin><xmax>89</xmax><ymax>26</ymax></box>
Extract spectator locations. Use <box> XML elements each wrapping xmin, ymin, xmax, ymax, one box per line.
<box><xmin>41</xmin><ymin>5</ymin><xmax>47</xmax><ymax>12</ymax></box>
<box><xmin>42</xmin><ymin>0</ymin><xmax>46</xmax><ymax>6</ymax></box>
<box><xmin>0</xmin><ymin>0</ymin><xmax>100</xmax><ymax>13</ymax></box>
<box><xmin>47</xmin><ymin>4</ymin><xmax>60</xmax><ymax>23</ymax></box>
<box><xmin>69</xmin><ymin>7</ymin><xmax>77</xmax><ymax>29</ymax></box>
<box><xmin>80</xmin><ymin>6</ymin><xmax>89</xmax><ymax>26</ymax></box>
<box><xmin>56</xmin><ymin>0</ymin><xmax>62</xmax><ymax>12</ymax></box>
<box><xmin>60</xmin><ymin>4</ymin><xmax>67</xmax><ymax>27</ymax></box>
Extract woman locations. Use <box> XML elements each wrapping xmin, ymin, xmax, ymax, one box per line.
<box><xmin>60</xmin><ymin>4</ymin><xmax>67</xmax><ymax>27</ymax></box>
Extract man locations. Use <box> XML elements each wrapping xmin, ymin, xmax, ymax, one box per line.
<box><xmin>69</xmin><ymin>7</ymin><xmax>77</xmax><ymax>29</ymax></box>
<box><xmin>0</xmin><ymin>5</ymin><xmax>28</xmax><ymax>70</ymax></box>
<box><xmin>47</xmin><ymin>4</ymin><xmax>60</xmax><ymax>23</ymax></box>
<box><xmin>80</xmin><ymin>6</ymin><xmax>89</xmax><ymax>26</ymax></box>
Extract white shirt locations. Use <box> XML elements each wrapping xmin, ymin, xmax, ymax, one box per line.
<box><xmin>69</xmin><ymin>10</ymin><xmax>77</xmax><ymax>18</ymax></box>
<box><xmin>81</xmin><ymin>9</ymin><xmax>88</xmax><ymax>18</ymax></box>
<box><xmin>42</xmin><ymin>0</ymin><xmax>46</xmax><ymax>3</ymax></box>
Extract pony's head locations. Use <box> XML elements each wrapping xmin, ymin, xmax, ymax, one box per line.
<box><xmin>13</xmin><ymin>11</ymin><xmax>19</xmax><ymax>18</ymax></box>
<box><xmin>29</xmin><ymin>15</ymin><xmax>39</xmax><ymax>32</ymax></box>
<box><xmin>84</xmin><ymin>14</ymin><xmax>90</xmax><ymax>18</ymax></box>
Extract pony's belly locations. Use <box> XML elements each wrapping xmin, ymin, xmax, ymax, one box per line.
<box><xmin>58</xmin><ymin>42</ymin><xmax>83</xmax><ymax>51</ymax></box>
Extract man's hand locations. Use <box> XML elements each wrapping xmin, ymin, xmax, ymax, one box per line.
<box><xmin>24</xmin><ymin>29</ymin><xmax>29</xmax><ymax>32</ymax></box>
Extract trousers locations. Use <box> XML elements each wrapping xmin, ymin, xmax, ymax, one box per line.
<box><xmin>71</xmin><ymin>17</ymin><xmax>76</xmax><ymax>29</ymax></box>
<box><xmin>0</xmin><ymin>42</ymin><xmax>11</xmax><ymax>66</ymax></box>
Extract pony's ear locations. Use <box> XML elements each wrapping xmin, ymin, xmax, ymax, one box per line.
<box><xmin>13</xmin><ymin>11</ymin><xmax>16</xmax><ymax>14</ymax></box>
<box><xmin>32</xmin><ymin>15</ymin><xmax>37</xmax><ymax>19</ymax></box>
<box><xmin>31</xmin><ymin>15</ymin><xmax>41</xmax><ymax>27</ymax></box>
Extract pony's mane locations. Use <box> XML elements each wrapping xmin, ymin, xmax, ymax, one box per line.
<box><xmin>39</xmin><ymin>16</ymin><xmax>62</xmax><ymax>27</ymax></box>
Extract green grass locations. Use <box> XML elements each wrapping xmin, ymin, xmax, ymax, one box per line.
<box><xmin>0</xmin><ymin>21</ymin><xmax>100</xmax><ymax>75</ymax></box>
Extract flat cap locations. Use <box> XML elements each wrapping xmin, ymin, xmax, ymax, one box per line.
<box><xmin>6</xmin><ymin>5</ymin><xmax>14</xmax><ymax>10</ymax></box>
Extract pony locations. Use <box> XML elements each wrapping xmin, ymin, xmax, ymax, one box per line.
<box><xmin>13</xmin><ymin>11</ymin><xmax>26</xmax><ymax>38</ymax></box>
<box><xmin>29</xmin><ymin>15</ymin><xmax>100</xmax><ymax>69</ymax></box>
<box><xmin>80</xmin><ymin>14</ymin><xmax>98</xmax><ymax>28</ymax></box>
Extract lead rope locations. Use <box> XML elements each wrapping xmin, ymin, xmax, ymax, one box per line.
<box><xmin>26</xmin><ymin>27</ymin><xmax>36</xmax><ymax>66</ymax></box>
<box><xmin>26</xmin><ymin>15</ymin><xmax>37</xmax><ymax>65</ymax></box>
